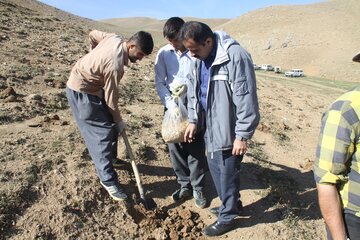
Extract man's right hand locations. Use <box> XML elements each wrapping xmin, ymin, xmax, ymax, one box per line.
<box><xmin>116</xmin><ymin>121</ymin><xmax>126</xmax><ymax>134</ymax></box>
<box><xmin>184</xmin><ymin>123</ymin><xmax>197</xmax><ymax>143</ymax></box>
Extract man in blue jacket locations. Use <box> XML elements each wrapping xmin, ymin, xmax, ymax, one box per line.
<box><xmin>181</xmin><ymin>21</ymin><xmax>260</xmax><ymax>236</ymax></box>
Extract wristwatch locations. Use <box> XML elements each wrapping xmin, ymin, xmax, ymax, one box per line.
<box><xmin>240</xmin><ymin>137</ymin><xmax>248</xmax><ymax>142</ymax></box>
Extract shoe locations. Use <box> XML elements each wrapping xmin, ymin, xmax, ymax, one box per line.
<box><xmin>203</xmin><ymin>221</ymin><xmax>234</xmax><ymax>236</ymax></box>
<box><xmin>210</xmin><ymin>201</ymin><xmax>243</xmax><ymax>216</ymax></box>
<box><xmin>111</xmin><ymin>158</ymin><xmax>128</xmax><ymax>168</ymax></box>
<box><xmin>172</xmin><ymin>188</ymin><xmax>193</xmax><ymax>202</ymax></box>
<box><xmin>193</xmin><ymin>190</ymin><xmax>207</xmax><ymax>208</ymax></box>
<box><xmin>100</xmin><ymin>181</ymin><xmax>128</xmax><ymax>201</ymax></box>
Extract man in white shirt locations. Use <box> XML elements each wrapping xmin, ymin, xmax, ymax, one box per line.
<box><xmin>154</xmin><ymin>17</ymin><xmax>207</xmax><ymax>208</ymax></box>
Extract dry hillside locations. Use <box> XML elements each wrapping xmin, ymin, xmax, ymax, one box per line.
<box><xmin>218</xmin><ymin>0</ymin><xmax>360</xmax><ymax>82</ymax></box>
<box><xmin>0</xmin><ymin>0</ymin><xmax>359</xmax><ymax>240</ymax></box>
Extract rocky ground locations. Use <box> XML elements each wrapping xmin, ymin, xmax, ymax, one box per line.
<box><xmin>0</xmin><ymin>0</ymin><xmax>359</xmax><ymax>239</ymax></box>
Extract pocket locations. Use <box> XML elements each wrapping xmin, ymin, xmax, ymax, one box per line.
<box><xmin>234</xmin><ymin>76</ymin><xmax>249</xmax><ymax>96</ymax></box>
<box><xmin>79</xmin><ymin>94</ymin><xmax>105</xmax><ymax>121</ymax></box>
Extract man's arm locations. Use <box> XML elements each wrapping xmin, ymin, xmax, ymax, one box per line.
<box><xmin>154</xmin><ymin>50</ymin><xmax>175</xmax><ymax>109</ymax></box>
<box><xmin>317</xmin><ymin>184</ymin><xmax>347</xmax><ymax>240</ymax></box>
<box><xmin>89</xmin><ymin>30</ymin><xmax>115</xmax><ymax>50</ymax></box>
<box><xmin>103</xmin><ymin>69</ymin><xmax>122</xmax><ymax>122</ymax></box>
<box><xmin>230</xmin><ymin>45</ymin><xmax>260</xmax><ymax>141</ymax></box>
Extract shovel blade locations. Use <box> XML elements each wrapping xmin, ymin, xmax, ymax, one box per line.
<box><xmin>137</xmin><ymin>197</ymin><xmax>157</xmax><ymax>210</ymax></box>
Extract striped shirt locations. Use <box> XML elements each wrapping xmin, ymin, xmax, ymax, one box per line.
<box><xmin>314</xmin><ymin>86</ymin><xmax>360</xmax><ymax>217</ymax></box>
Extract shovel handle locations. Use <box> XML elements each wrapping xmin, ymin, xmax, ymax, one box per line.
<box><xmin>121</xmin><ymin>130</ymin><xmax>145</xmax><ymax>199</ymax></box>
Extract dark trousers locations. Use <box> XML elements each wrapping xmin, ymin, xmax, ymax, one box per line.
<box><xmin>168</xmin><ymin>134</ymin><xmax>207</xmax><ymax>191</ymax></box>
<box><xmin>66</xmin><ymin>87</ymin><xmax>118</xmax><ymax>184</ymax></box>
<box><xmin>207</xmin><ymin>149</ymin><xmax>242</xmax><ymax>223</ymax></box>
<box><xmin>326</xmin><ymin>212</ymin><xmax>360</xmax><ymax>240</ymax></box>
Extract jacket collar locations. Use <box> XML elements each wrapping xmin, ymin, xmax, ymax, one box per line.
<box><xmin>212</xmin><ymin>31</ymin><xmax>238</xmax><ymax>66</ymax></box>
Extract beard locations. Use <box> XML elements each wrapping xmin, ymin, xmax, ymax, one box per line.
<box><xmin>129</xmin><ymin>56</ymin><xmax>137</xmax><ymax>63</ymax></box>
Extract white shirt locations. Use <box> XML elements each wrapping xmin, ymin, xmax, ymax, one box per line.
<box><xmin>154</xmin><ymin>44</ymin><xmax>193</xmax><ymax>108</ymax></box>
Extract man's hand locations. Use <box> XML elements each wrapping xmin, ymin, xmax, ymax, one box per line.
<box><xmin>232</xmin><ymin>138</ymin><xmax>247</xmax><ymax>156</ymax></box>
<box><xmin>184</xmin><ymin>123</ymin><xmax>197</xmax><ymax>143</ymax></box>
<box><xmin>116</xmin><ymin>121</ymin><xmax>126</xmax><ymax>134</ymax></box>
<box><xmin>172</xmin><ymin>84</ymin><xmax>187</xmax><ymax>98</ymax></box>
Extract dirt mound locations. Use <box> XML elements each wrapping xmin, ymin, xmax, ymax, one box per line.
<box><xmin>126</xmin><ymin>205</ymin><xmax>205</xmax><ymax>239</ymax></box>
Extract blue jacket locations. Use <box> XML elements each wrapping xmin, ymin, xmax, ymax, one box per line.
<box><xmin>187</xmin><ymin>31</ymin><xmax>260</xmax><ymax>153</ymax></box>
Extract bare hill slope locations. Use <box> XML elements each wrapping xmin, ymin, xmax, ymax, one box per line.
<box><xmin>218</xmin><ymin>0</ymin><xmax>360</xmax><ymax>82</ymax></box>
<box><xmin>1</xmin><ymin>0</ymin><xmax>359</xmax><ymax>239</ymax></box>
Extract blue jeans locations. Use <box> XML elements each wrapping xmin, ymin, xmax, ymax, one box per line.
<box><xmin>66</xmin><ymin>87</ymin><xmax>118</xmax><ymax>184</ymax></box>
<box><xmin>207</xmin><ymin>149</ymin><xmax>243</xmax><ymax>223</ymax></box>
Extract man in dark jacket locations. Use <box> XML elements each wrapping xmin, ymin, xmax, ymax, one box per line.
<box><xmin>181</xmin><ymin>21</ymin><xmax>260</xmax><ymax>236</ymax></box>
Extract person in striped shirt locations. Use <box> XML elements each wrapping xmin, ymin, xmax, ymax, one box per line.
<box><xmin>314</xmin><ymin>50</ymin><xmax>360</xmax><ymax>240</ymax></box>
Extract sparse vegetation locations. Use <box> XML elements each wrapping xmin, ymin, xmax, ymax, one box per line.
<box><xmin>3</xmin><ymin>0</ymin><xmax>358</xmax><ymax>239</ymax></box>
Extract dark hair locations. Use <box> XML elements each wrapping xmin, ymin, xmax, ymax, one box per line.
<box><xmin>128</xmin><ymin>31</ymin><xmax>154</xmax><ymax>55</ymax></box>
<box><xmin>179</xmin><ymin>21</ymin><xmax>213</xmax><ymax>44</ymax></box>
<box><xmin>163</xmin><ymin>17</ymin><xmax>185</xmax><ymax>39</ymax></box>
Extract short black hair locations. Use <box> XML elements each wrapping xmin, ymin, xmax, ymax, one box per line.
<box><xmin>179</xmin><ymin>21</ymin><xmax>213</xmax><ymax>44</ymax></box>
<box><xmin>163</xmin><ymin>17</ymin><xmax>185</xmax><ymax>39</ymax></box>
<box><xmin>128</xmin><ymin>31</ymin><xmax>154</xmax><ymax>55</ymax></box>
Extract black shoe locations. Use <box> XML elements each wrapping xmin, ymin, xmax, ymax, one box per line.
<box><xmin>203</xmin><ymin>221</ymin><xmax>234</xmax><ymax>236</ymax></box>
<box><xmin>210</xmin><ymin>201</ymin><xmax>243</xmax><ymax>216</ymax></box>
<box><xmin>172</xmin><ymin>188</ymin><xmax>193</xmax><ymax>202</ymax></box>
<box><xmin>193</xmin><ymin>190</ymin><xmax>207</xmax><ymax>208</ymax></box>
<box><xmin>112</xmin><ymin>158</ymin><xmax>128</xmax><ymax>168</ymax></box>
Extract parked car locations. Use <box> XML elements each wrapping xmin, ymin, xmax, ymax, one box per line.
<box><xmin>274</xmin><ymin>66</ymin><xmax>281</xmax><ymax>73</ymax></box>
<box><xmin>285</xmin><ymin>69</ymin><xmax>304</xmax><ymax>77</ymax></box>
<box><xmin>253</xmin><ymin>63</ymin><xmax>261</xmax><ymax>70</ymax></box>
<box><xmin>261</xmin><ymin>64</ymin><xmax>274</xmax><ymax>71</ymax></box>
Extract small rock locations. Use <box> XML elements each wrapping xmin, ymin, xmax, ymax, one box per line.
<box><xmin>60</xmin><ymin>121</ymin><xmax>69</xmax><ymax>126</ymax></box>
<box><xmin>0</xmin><ymin>87</ymin><xmax>16</xmax><ymax>99</ymax></box>
<box><xmin>4</xmin><ymin>95</ymin><xmax>17</xmax><ymax>102</ymax></box>
<box><xmin>54</xmin><ymin>80</ymin><xmax>65</xmax><ymax>89</ymax></box>
<box><xmin>28</xmin><ymin>123</ymin><xmax>42</xmax><ymax>127</ymax></box>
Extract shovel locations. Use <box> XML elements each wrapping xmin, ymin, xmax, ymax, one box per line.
<box><xmin>121</xmin><ymin>130</ymin><xmax>157</xmax><ymax>210</ymax></box>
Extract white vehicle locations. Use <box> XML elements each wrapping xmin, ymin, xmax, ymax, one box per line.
<box><xmin>261</xmin><ymin>64</ymin><xmax>274</xmax><ymax>71</ymax></box>
<box><xmin>253</xmin><ymin>63</ymin><xmax>261</xmax><ymax>70</ymax></box>
<box><xmin>274</xmin><ymin>66</ymin><xmax>281</xmax><ymax>73</ymax></box>
<box><xmin>285</xmin><ymin>69</ymin><xmax>304</xmax><ymax>77</ymax></box>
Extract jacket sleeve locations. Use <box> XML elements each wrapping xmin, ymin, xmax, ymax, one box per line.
<box><xmin>230</xmin><ymin>45</ymin><xmax>260</xmax><ymax>140</ymax></box>
<box><xmin>314</xmin><ymin>107</ymin><xmax>354</xmax><ymax>185</ymax></box>
<box><xmin>186</xmin><ymin>60</ymin><xmax>199</xmax><ymax>124</ymax></box>
<box><xmin>89</xmin><ymin>30</ymin><xmax>114</xmax><ymax>50</ymax></box>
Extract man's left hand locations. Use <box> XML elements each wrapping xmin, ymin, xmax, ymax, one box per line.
<box><xmin>184</xmin><ymin>123</ymin><xmax>197</xmax><ymax>143</ymax></box>
<box><xmin>116</xmin><ymin>120</ymin><xmax>126</xmax><ymax>134</ymax></box>
<box><xmin>232</xmin><ymin>138</ymin><xmax>247</xmax><ymax>156</ymax></box>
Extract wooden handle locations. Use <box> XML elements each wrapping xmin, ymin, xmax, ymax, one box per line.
<box><xmin>121</xmin><ymin>130</ymin><xmax>145</xmax><ymax>198</ymax></box>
